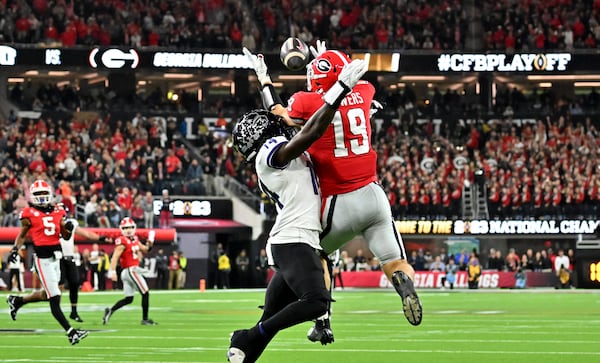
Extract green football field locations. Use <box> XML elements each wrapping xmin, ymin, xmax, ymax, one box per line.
<box><xmin>0</xmin><ymin>288</ymin><xmax>599</xmax><ymax>363</ymax></box>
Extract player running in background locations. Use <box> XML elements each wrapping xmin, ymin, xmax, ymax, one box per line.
<box><xmin>58</xmin><ymin>205</ymin><xmax>110</xmax><ymax>322</ymax></box>
<box><xmin>244</xmin><ymin>42</ymin><xmax>422</xmax><ymax>344</ymax></box>
<box><xmin>6</xmin><ymin>180</ymin><xmax>89</xmax><ymax>345</ymax></box>
<box><xmin>103</xmin><ymin>217</ymin><xmax>157</xmax><ymax>326</ymax></box>
<box><xmin>227</xmin><ymin>58</ymin><xmax>368</xmax><ymax>363</ymax></box>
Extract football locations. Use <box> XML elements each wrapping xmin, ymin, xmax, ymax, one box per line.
<box><xmin>280</xmin><ymin>37</ymin><xmax>310</xmax><ymax>71</ymax></box>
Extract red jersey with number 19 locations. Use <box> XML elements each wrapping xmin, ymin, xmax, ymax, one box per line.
<box><xmin>114</xmin><ymin>235</ymin><xmax>141</xmax><ymax>269</ymax></box>
<box><xmin>20</xmin><ymin>205</ymin><xmax>65</xmax><ymax>247</ymax></box>
<box><xmin>287</xmin><ymin>81</ymin><xmax>377</xmax><ymax>198</ymax></box>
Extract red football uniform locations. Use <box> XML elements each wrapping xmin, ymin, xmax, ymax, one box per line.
<box><xmin>20</xmin><ymin>205</ymin><xmax>65</xmax><ymax>249</ymax></box>
<box><xmin>114</xmin><ymin>235</ymin><xmax>142</xmax><ymax>269</ymax></box>
<box><xmin>287</xmin><ymin>81</ymin><xmax>377</xmax><ymax>197</ymax></box>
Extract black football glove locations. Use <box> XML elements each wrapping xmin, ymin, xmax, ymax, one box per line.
<box><xmin>64</xmin><ymin>220</ymin><xmax>75</xmax><ymax>233</ymax></box>
<box><xmin>8</xmin><ymin>246</ymin><xmax>19</xmax><ymax>264</ymax></box>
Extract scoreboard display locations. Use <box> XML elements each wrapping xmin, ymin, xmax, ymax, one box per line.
<box><xmin>575</xmin><ymin>240</ymin><xmax>600</xmax><ymax>289</ymax></box>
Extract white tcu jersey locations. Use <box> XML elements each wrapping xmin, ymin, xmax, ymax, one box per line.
<box><xmin>59</xmin><ymin>218</ymin><xmax>78</xmax><ymax>257</ymax></box>
<box><xmin>255</xmin><ymin>135</ymin><xmax>322</xmax><ymax>250</ymax></box>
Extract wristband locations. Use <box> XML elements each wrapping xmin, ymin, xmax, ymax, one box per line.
<box><xmin>323</xmin><ymin>81</ymin><xmax>351</xmax><ymax>108</ymax></box>
<box><xmin>99</xmin><ymin>236</ymin><xmax>107</xmax><ymax>243</ymax></box>
<box><xmin>260</xmin><ymin>84</ymin><xmax>283</xmax><ymax>111</ymax></box>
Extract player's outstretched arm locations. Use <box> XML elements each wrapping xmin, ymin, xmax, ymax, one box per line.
<box><xmin>273</xmin><ymin>59</ymin><xmax>368</xmax><ymax>166</ymax></box>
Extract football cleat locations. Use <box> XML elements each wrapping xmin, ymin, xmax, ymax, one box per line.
<box><xmin>6</xmin><ymin>295</ymin><xmax>22</xmax><ymax>321</ymax></box>
<box><xmin>70</xmin><ymin>313</ymin><xmax>84</xmax><ymax>323</ymax></box>
<box><xmin>102</xmin><ymin>308</ymin><xmax>112</xmax><ymax>325</ymax></box>
<box><xmin>141</xmin><ymin>319</ymin><xmax>158</xmax><ymax>325</ymax></box>
<box><xmin>67</xmin><ymin>328</ymin><xmax>89</xmax><ymax>345</ymax></box>
<box><xmin>228</xmin><ymin>329</ymin><xmax>252</xmax><ymax>363</ymax></box>
<box><xmin>392</xmin><ymin>271</ymin><xmax>423</xmax><ymax>326</ymax></box>
<box><xmin>307</xmin><ymin>319</ymin><xmax>335</xmax><ymax>345</ymax></box>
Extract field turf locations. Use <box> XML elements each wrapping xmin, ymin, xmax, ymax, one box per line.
<box><xmin>0</xmin><ymin>288</ymin><xmax>599</xmax><ymax>363</ymax></box>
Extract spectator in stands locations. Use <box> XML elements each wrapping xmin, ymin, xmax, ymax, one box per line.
<box><xmin>185</xmin><ymin>158</ymin><xmax>205</xmax><ymax>195</ymax></box>
<box><xmin>352</xmin><ymin>249</ymin><xmax>369</xmax><ymax>272</ymax></box>
<box><xmin>141</xmin><ymin>191</ymin><xmax>155</xmax><ymax>229</ymax></box>
<box><xmin>429</xmin><ymin>256</ymin><xmax>445</xmax><ymax>272</ymax></box>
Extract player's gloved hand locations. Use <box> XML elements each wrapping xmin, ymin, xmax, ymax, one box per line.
<box><xmin>8</xmin><ymin>246</ymin><xmax>19</xmax><ymax>264</ymax></box>
<box><xmin>64</xmin><ymin>220</ymin><xmax>75</xmax><ymax>233</ymax></box>
<box><xmin>107</xmin><ymin>270</ymin><xmax>117</xmax><ymax>281</ymax></box>
<box><xmin>99</xmin><ymin>235</ymin><xmax>108</xmax><ymax>243</ymax></box>
<box><xmin>309</xmin><ymin>39</ymin><xmax>327</xmax><ymax>58</ymax></box>
<box><xmin>243</xmin><ymin>47</ymin><xmax>272</xmax><ymax>86</ymax></box>
<box><xmin>323</xmin><ymin>59</ymin><xmax>368</xmax><ymax>107</ymax></box>
<box><xmin>370</xmin><ymin>100</ymin><xmax>384</xmax><ymax>116</ymax></box>
<box><xmin>337</xmin><ymin>59</ymin><xmax>368</xmax><ymax>90</ymax></box>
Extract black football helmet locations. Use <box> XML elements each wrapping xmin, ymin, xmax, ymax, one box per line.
<box><xmin>232</xmin><ymin>110</ymin><xmax>295</xmax><ymax>161</ymax></box>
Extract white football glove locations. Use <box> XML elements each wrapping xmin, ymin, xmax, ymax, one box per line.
<box><xmin>309</xmin><ymin>39</ymin><xmax>327</xmax><ymax>58</ymax></box>
<box><xmin>243</xmin><ymin>47</ymin><xmax>272</xmax><ymax>86</ymax></box>
<box><xmin>323</xmin><ymin>59</ymin><xmax>368</xmax><ymax>107</ymax></box>
<box><xmin>370</xmin><ymin>100</ymin><xmax>384</xmax><ymax>116</ymax></box>
<box><xmin>337</xmin><ymin>59</ymin><xmax>368</xmax><ymax>90</ymax></box>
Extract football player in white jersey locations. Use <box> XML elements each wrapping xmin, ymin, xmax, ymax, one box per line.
<box><xmin>227</xmin><ymin>58</ymin><xmax>368</xmax><ymax>363</ymax></box>
<box><xmin>59</xmin><ymin>214</ymin><xmax>108</xmax><ymax>322</ymax></box>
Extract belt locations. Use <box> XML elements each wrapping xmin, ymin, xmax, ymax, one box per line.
<box><xmin>63</xmin><ymin>256</ymin><xmax>75</xmax><ymax>261</ymax></box>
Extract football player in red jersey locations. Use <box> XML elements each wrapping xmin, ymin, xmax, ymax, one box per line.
<box><xmin>244</xmin><ymin>43</ymin><xmax>422</xmax><ymax>344</ymax></box>
<box><xmin>6</xmin><ymin>180</ymin><xmax>89</xmax><ymax>345</ymax></box>
<box><xmin>103</xmin><ymin>217</ymin><xmax>157</xmax><ymax>326</ymax></box>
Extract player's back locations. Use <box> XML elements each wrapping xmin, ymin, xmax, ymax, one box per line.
<box><xmin>287</xmin><ymin>81</ymin><xmax>377</xmax><ymax>197</ymax></box>
<box><xmin>255</xmin><ymin>136</ymin><xmax>322</xmax><ymax>248</ymax></box>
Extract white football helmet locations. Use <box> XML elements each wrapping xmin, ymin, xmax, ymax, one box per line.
<box><xmin>119</xmin><ymin>217</ymin><xmax>136</xmax><ymax>237</ymax></box>
<box><xmin>29</xmin><ymin>180</ymin><xmax>53</xmax><ymax>208</ymax></box>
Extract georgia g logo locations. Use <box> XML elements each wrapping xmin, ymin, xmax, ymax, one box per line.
<box><xmin>89</xmin><ymin>48</ymin><xmax>140</xmax><ymax>69</ymax></box>
<box><xmin>316</xmin><ymin>59</ymin><xmax>331</xmax><ymax>72</ymax></box>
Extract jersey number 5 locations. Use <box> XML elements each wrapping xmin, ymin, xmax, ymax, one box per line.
<box><xmin>332</xmin><ymin>108</ymin><xmax>369</xmax><ymax>157</ymax></box>
<box><xmin>42</xmin><ymin>216</ymin><xmax>56</xmax><ymax>236</ymax></box>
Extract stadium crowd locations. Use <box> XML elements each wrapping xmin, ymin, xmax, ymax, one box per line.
<box><xmin>1</xmin><ymin>0</ymin><xmax>600</xmax><ymax>52</ymax></box>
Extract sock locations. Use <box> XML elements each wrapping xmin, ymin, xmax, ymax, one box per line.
<box><xmin>112</xmin><ymin>296</ymin><xmax>134</xmax><ymax>312</ymax></box>
<box><xmin>142</xmin><ymin>293</ymin><xmax>149</xmax><ymax>320</ymax></box>
<box><xmin>49</xmin><ymin>295</ymin><xmax>71</xmax><ymax>331</ymax></box>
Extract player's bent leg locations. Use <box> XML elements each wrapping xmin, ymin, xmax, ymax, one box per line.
<box><xmin>384</xmin><ymin>260</ymin><xmax>423</xmax><ymax>326</ymax></box>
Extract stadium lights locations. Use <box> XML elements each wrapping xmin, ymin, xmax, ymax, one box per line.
<box><xmin>164</xmin><ymin>73</ymin><xmax>194</xmax><ymax>79</ymax></box>
<box><xmin>527</xmin><ymin>74</ymin><xmax>600</xmax><ymax>80</ymax></box>
<box><xmin>48</xmin><ymin>71</ymin><xmax>70</xmax><ymax>76</ymax></box>
<box><xmin>401</xmin><ymin>75</ymin><xmax>446</xmax><ymax>81</ymax></box>
<box><xmin>82</xmin><ymin>73</ymin><xmax>99</xmax><ymax>79</ymax></box>
<box><xmin>24</xmin><ymin>70</ymin><xmax>39</xmax><ymax>75</ymax></box>
<box><xmin>538</xmin><ymin>82</ymin><xmax>552</xmax><ymax>88</ymax></box>
<box><xmin>8</xmin><ymin>77</ymin><xmax>24</xmax><ymax>83</ymax></box>
<box><xmin>574</xmin><ymin>82</ymin><xmax>600</xmax><ymax>87</ymax></box>
<box><xmin>278</xmin><ymin>75</ymin><xmax>307</xmax><ymax>80</ymax></box>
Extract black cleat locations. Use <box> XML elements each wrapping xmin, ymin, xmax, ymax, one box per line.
<box><xmin>307</xmin><ymin>319</ymin><xmax>334</xmax><ymax>345</ymax></box>
<box><xmin>141</xmin><ymin>319</ymin><xmax>158</xmax><ymax>325</ymax></box>
<box><xmin>67</xmin><ymin>328</ymin><xmax>89</xmax><ymax>345</ymax></box>
<box><xmin>102</xmin><ymin>308</ymin><xmax>112</xmax><ymax>325</ymax></box>
<box><xmin>6</xmin><ymin>295</ymin><xmax>22</xmax><ymax>321</ymax></box>
<box><xmin>392</xmin><ymin>271</ymin><xmax>423</xmax><ymax>326</ymax></box>
<box><xmin>70</xmin><ymin>313</ymin><xmax>84</xmax><ymax>323</ymax></box>
<box><xmin>228</xmin><ymin>329</ymin><xmax>250</xmax><ymax>363</ymax></box>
